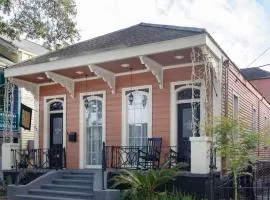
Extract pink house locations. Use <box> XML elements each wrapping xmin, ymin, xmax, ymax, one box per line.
<box><xmin>4</xmin><ymin>23</ymin><xmax>270</xmax><ymax>174</ymax></box>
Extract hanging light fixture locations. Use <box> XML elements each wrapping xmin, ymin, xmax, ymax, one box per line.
<box><xmin>128</xmin><ymin>66</ymin><xmax>134</xmax><ymax>105</ymax></box>
<box><xmin>84</xmin><ymin>75</ymin><xmax>89</xmax><ymax>109</ymax></box>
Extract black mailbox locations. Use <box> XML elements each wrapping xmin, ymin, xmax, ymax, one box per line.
<box><xmin>69</xmin><ymin>132</ymin><xmax>77</xmax><ymax>142</ymax></box>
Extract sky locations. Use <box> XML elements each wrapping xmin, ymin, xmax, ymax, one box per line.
<box><xmin>74</xmin><ymin>0</ymin><xmax>270</xmax><ymax>69</ymax></box>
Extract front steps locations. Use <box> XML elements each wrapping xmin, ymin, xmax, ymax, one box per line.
<box><xmin>15</xmin><ymin>171</ymin><xmax>95</xmax><ymax>200</ymax></box>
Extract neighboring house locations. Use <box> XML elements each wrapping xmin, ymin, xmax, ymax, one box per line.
<box><xmin>0</xmin><ymin>37</ymin><xmax>48</xmax><ymax>153</ymax></box>
<box><xmin>4</xmin><ymin>23</ymin><xmax>270</xmax><ymax>174</ymax></box>
<box><xmin>241</xmin><ymin>67</ymin><xmax>270</xmax><ymax>103</ymax></box>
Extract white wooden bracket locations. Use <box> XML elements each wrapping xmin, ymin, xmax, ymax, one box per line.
<box><xmin>140</xmin><ymin>56</ymin><xmax>163</xmax><ymax>89</ymax></box>
<box><xmin>89</xmin><ymin>64</ymin><xmax>116</xmax><ymax>93</ymax></box>
<box><xmin>45</xmin><ymin>71</ymin><xmax>75</xmax><ymax>97</ymax></box>
<box><xmin>10</xmin><ymin>78</ymin><xmax>39</xmax><ymax>99</ymax></box>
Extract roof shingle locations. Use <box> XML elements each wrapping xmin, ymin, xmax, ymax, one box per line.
<box><xmin>9</xmin><ymin>23</ymin><xmax>206</xmax><ymax>68</ymax></box>
<box><xmin>241</xmin><ymin>67</ymin><xmax>270</xmax><ymax>80</ymax></box>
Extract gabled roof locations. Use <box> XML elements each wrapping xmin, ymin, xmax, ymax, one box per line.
<box><xmin>12</xmin><ymin>39</ymin><xmax>49</xmax><ymax>55</ymax></box>
<box><xmin>9</xmin><ymin>23</ymin><xmax>206</xmax><ymax>68</ymax></box>
<box><xmin>0</xmin><ymin>36</ymin><xmax>48</xmax><ymax>55</ymax></box>
<box><xmin>241</xmin><ymin>67</ymin><xmax>270</xmax><ymax>80</ymax></box>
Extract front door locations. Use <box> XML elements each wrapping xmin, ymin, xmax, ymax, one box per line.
<box><xmin>49</xmin><ymin>113</ymin><xmax>63</xmax><ymax>168</ymax></box>
<box><xmin>177</xmin><ymin>103</ymin><xmax>200</xmax><ymax>170</ymax></box>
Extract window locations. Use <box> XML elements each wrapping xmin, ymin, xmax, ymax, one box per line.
<box><xmin>125</xmin><ymin>88</ymin><xmax>150</xmax><ymax>147</ymax></box>
<box><xmin>177</xmin><ymin>88</ymin><xmax>200</xmax><ymax>101</ymax></box>
<box><xmin>232</xmin><ymin>94</ymin><xmax>239</xmax><ymax>137</ymax></box>
<box><xmin>233</xmin><ymin>95</ymin><xmax>239</xmax><ymax>122</ymax></box>
<box><xmin>84</xmin><ymin>95</ymin><xmax>103</xmax><ymax>166</ymax></box>
<box><xmin>252</xmin><ymin>107</ymin><xmax>257</xmax><ymax>132</ymax></box>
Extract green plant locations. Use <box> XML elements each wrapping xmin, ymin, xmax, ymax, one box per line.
<box><xmin>211</xmin><ymin>117</ymin><xmax>261</xmax><ymax>200</ymax></box>
<box><xmin>159</xmin><ymin>192</ymin><xmax>196</xmax><ymax>200</ymax></box>
<box><xmin>111</xmin><ymin>166</ymin><xmax>181</xmax><ymax>200</ymax></box>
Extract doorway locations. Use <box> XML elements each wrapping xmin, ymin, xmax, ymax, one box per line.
<box><xmin>44</xmin><ymin>96</ymin><xmax>66</xmax><ymax>169</ymax></box>
<box><xmin>80</xmin><ymin>92</ymin><xmax>105</xmax><ymax>168</ymax></box>
<box><xmin>177</xmin><ymin>103</ymin><xmax>200</xmax><ymax>170</ymax></box>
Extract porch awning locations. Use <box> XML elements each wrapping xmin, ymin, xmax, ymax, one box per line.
<box><xmin>4</xmin><ymin>23</ymin><xmax>222</xmax><ymax>97</ymax></box>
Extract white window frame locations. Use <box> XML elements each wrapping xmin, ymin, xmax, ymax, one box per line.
<box><xmin>43</xmin><ymin>94</ymin><xmax>66</xmax><ymax>150</ymax></box>
<box><xmin>79</xmin><ymin>91</ymin><xmax>106</xmax><ymax>169</ymax></box>
<box><xmin>121</xmin><ymin>85</ymin><xmax>152</xmax><ymax>146</ymax></box>
<box><xmin>252</xmin><ymin>105</ymin><xmax>257</xmax><ymax>132</ymax></box>
<box><xmin>170</xmin><ymin>80</ymin><xmax>205</xmax><ymax>147</ymax></box>
<box><xmin>232</xmin><ymin>92</ymin><xmax>239</xmax><ymax>123</ymax></box>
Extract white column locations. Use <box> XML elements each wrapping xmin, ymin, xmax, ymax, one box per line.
<box><xmin>2</xmin><ymin>143</ymin><xmax>20</xmax><ymax>170</ymax></box>
<box><xmin>190</xmin><ymin>136</ymin><xmax>211</xmax><ymax>174</ymax></box>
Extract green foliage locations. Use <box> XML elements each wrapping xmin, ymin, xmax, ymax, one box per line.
<box><xmin>211</xmin><ymin>117</ymin><xmax>261</xmax><ymax>200</ymax></box>
<box><xmin>111</xmin><ymin>166</ymin><xmax>181</xmax><ymax>200</ymax></box>
<box><xmin>0</xmin><ymin>0</ymin><xmax>80</xmax><ymax>49</ymax></box>
<box><xmin>159</xmin><ymin>192</ymin><xmax>196</xmax><ymax>200</ymax></box>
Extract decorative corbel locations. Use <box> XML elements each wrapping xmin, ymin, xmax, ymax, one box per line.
<box><xmin>10</xmin><ymin>77</ymin><xmax>39</xmax><ymax>98</ymax></box>
<box><xmin>89</xmin><ymin>64</ymin><xmax>116</xmax><ymax>94</ymax></box>
<box><xmin>45</xmin><ymin>71</ymin><xmax>75</xmax><ymax>97</ymax></box>
<box><xmin>140</xmin><ymin>56</ymin><xmax>163</xmax><ymax>89</ymax></box>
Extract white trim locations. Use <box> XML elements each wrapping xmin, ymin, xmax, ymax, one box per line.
<box><xmin>170</xmin><ymin>80</ymin><xmax>205</xmax><ymax>147</ymax></box>
<box><xmin>5</xmin><ymin>34</ymin><xmax>207</xmax><ymax>77</ymax></box>
<box><xmin>121</xmin><ymin>85</ymin><xmax>152</xmax><ymax>146</ymax></box>
<box><xmin>37</xmin><ymin>62</ymin><xmax>202</xmax><ymax>87</ymax></box>
<box><xmin>205</xmin><ymin>35</ymin><xmax>223</xmax><ymax>59</ymax></box>
<box><xmin>79</xmin><ymin>91</ymin><xmax>106</xmax><ymax>169</ymax></box>
<box><xmin>43</xmin><ymin>95</ymin><xmax>67</xmax><ymax>150</ymax></box>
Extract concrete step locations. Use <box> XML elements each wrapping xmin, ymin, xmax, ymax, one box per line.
<box><xmin>70</xmin><ymin>171</ymin><xmax>96</xmax><ymax>176</ymax></box>
<box><xmin>15</xmin><ymin>194</ymin><xmax>87</xmax><ymax>200</ymax></box>
<box><xmin>41</xmin><ymin>183</ymin><xmax>92</xmax><ymax>193</ymax></box>
<box><xmin>62</xmin><ymin>174</ymin><xmax>93</xmax><ymax>180</ymax></box>
<box><xmin>52</xmin><ymin>178</ymin><xmax>93</xmax><ymax>186</ymax></box>
<box><xmin>28</xmin><ymin>189</ymin><xmax>94</xmax><ymax>199</ymax></box>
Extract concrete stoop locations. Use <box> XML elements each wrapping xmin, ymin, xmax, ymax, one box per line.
<box><xmin>8</xmin><ymin>170</ymin><xmax>120</xmax><ymax>200</ymax></box>
<box><xmin>15</xmin><ymin>171</ymin><xmax>94</xmax><ymax>200</ymax></box>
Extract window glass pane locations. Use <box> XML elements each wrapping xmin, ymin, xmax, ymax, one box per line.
<box><xmin>233</xmin><ymin>95</ymin><xmax>238</xmax><ymax>121</ymax></box>
<box><xmin>85</xmin><ymin>96</ymin><xmax>103</xmax><ymax>166</ymax></box>
<box><xmin>252</xmin><ymin>108</ymin><xmax>257</xmax><ymax>131</ymax></box>
<box><xmin>127</xmin><ymin>90</ymin><xmax>149</xmax><ymax>146</ymax></box>
<box><xmin>182</xmin><ymin>107</ymin><xmax>193</xmax><ymax>137</ymax></box>
<box><xmin>177</xmin><ymin>88</ymin><xmax>200</xmax><ymax>100</ymax></box>
<box><xmin>50</xmin><ymin>101</ymin><xmax>63</xmax><ymax>111</ymax></box>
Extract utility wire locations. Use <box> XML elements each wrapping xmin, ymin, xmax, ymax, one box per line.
<box><xmin>246</xmin><ymin>45</ymin><xmax>270</xmax><ymax>68</ymax></box>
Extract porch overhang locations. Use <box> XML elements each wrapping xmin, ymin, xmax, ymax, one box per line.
<box><xmin>4</xmin><ymin>33</ymin><xmax>223</xmax><ymax>96</ymax></box>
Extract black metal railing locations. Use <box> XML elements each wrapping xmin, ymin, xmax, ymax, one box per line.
<box><xmin>11</xmin><ymin>147</ymin><xmax>66</xmax><ymax>185</ymax></box>
<box><xmin>11</xmin><ymin>148</ymin><xmax>66</xmax><ymax>170</ymax></box>
<box><xmin>213</xmin><ymin>186</ymin><xmax>270</xmax><ymax>200</ymax></box>
<box><xmin>104</xmin><ymin>145</ymin><xmax>191</xmax><ymax>170</ymax></box>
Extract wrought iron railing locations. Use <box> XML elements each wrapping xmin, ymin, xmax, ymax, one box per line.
<box><xmin>11</xmin><ymin>148</ymin><xmax>66</xmax><ymax>170</ymax></box>
<box><xmin>11</xmin><ymin>148</ymin><xmax>66</xmax><ymax>185</ymax></box>
<box><xmin>104</xmin><ymin>145</ymin><xmax>191</xmax><ymax>170</ymax></box>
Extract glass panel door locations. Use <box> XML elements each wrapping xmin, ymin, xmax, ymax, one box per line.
<box><xmin>85</xmin><ymin>97</ymin><xmax>103</xmax><ymax>167</ymax></box>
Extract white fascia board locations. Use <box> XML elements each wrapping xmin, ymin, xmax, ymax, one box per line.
<box><xmin>5</xmin><ymin>34</ymin><xmax>207</xmax><ymax>77</ymax></box>
<box><xmin>45</xmin><ymin>71</ymin><xmax>75</xmax><ymax>97</ymax></box>
<box><xmin>205</xmin><ymin>34</ymin><xmax>223</xmax><ymax>60</ymax></box>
